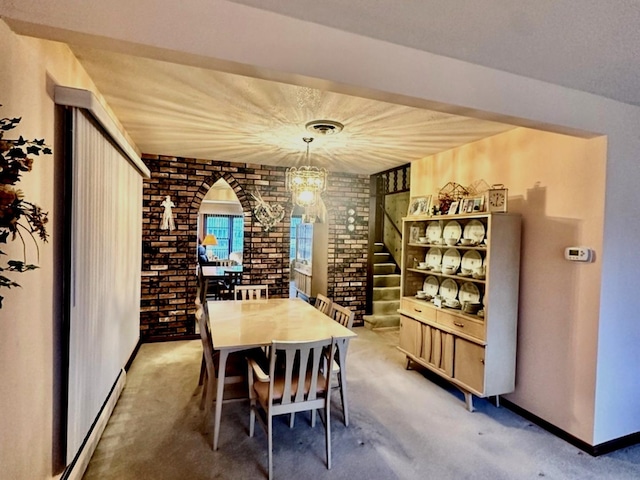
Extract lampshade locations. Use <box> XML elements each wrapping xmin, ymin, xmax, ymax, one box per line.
<box><xmin>202</xmin><ymin>234</ymin><xmax>218</xmax><ymax>246</ymax></box>
<box><xmin>286</xmin><ymin>137</ymin><xmax>328</xmax><ymax>208</ymax></box>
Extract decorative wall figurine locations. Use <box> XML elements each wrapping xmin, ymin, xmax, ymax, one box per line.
<box><xmin>251</xmin><ymin>190</ymin><xmax>284</xmax><ymax>231</ymax></box>
<box><xmin>160</xmin><ymin>195</ymin><xmax>175</xmax><ymax>231</ymax></box>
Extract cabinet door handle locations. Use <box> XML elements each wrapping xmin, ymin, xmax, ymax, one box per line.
<box><xmin>414</xmin><ymin>308</ymin><xmax>422</xmax><ymax>313</ymax></box>
<box><xmin>454</xmin><ymin>321</ymin><xmax>464</xmax><ymax>328</ymax></box>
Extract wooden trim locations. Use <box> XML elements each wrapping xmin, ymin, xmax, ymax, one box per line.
<box><xmin>61</xmin><ymin>370</ymin><xmax>126</xmax><ymax>480</ymax></box>
<box><xmin>124</xmin><ymin>339</ymin><xmax>142</xmax><ymax>372</ymax></box>
<box><xmin>500</xmin><ymin>398</ymin><xmax>640</xmax><ymax>456</ymax></box>
<box><xmin>143</xmin><ymin>334</ymin><xmax>200</xmax><ymax>343</ymax></box>
<box><xmin>54</xmin><ymin>86</ymin><xmax>150</xmax><ymax>178</ymax></box>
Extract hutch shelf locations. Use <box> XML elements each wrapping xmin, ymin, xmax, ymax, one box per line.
<box><xmin>398</xmin><ymin>212</ymin><xmax>521</xmax><ymax>410</ymax></box>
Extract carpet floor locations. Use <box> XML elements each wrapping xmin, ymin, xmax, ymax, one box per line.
<box><xmin>83</xmin><ymin>328</ymin><xmax>640</xmax><ymax>479</ymax></box>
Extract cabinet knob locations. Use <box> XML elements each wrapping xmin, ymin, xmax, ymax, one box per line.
<box><xmin>454</xmin><ymin>321</ymin><xmax>464</xmax><ymax>328</ymax></box>
<box><xmin>414</xmin><ymin>308</ymin><xmax>422</xmax><ymax>313</ymax></box>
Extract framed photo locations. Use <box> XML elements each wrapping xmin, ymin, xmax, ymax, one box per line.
<box><xmin>447</xmin><ymin>201</ymin><xmax>459</xmax><ymax>215</ymax></box>
<box><xmin>459</xmin><ymin>198</ymin><xmax>470</xmax><ymax>214</ymax></box>
<box><xmin>407</xmin><ymin>195</ymin><xmax>432</xmax><ymax>216</ymax></box>
<box><xmin>472</xmin><ymin>196</ymin><xmax>484</xmax><ymax>212</ymax></box>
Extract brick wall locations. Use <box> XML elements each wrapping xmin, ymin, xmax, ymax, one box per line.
<box><xmin>140</xmin><ymin>154</ymin><xmax>369</xmax><ymax>340</ymax></box>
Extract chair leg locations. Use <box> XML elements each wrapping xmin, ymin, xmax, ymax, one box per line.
<box><xmin>289</xmin><ymin>412</ymin><xmax>295</xmax><ymax>428</ymax></box>
<box><xmin>199</xmin><ymin>371</ymin><xmax>208</xmax><ymax>410</ymax></box>
<box><xmin>311</xmin><ymin>409</ymin><xmax>316</xmax><ymax>427</ymax></box>
<box><xmin>338</xmin><ymin>371</ymin><xmax>349</xmax><ymax>427</ymax></box>
<box><xmin>249</xmin><ymin>400</ymin><xmax>256</xmax><ymax>438</ymax></box>
<box><xmin>325</xmin><ymin>403</ymin><xmax>332</xmax><ymax>469</ymax></box>
<box><xmin>268</xmin><ymin>413</ymin><xmax>274</xmax><ymax>480</ymax></box>
<box><xmin>203</xmin><ymin>372</ymin><xmax>215</xmax><ymax>437</ymax></box>
<box><xmin>198</xmin><ymin>354</ymin><xmax>206</xmax><ymax>386</ymax></box>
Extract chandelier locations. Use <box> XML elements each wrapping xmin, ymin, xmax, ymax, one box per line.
<box><xmin>286</xmin><ymin>137</ymin><xmax>328</xmax><ymax>207</ymax></box>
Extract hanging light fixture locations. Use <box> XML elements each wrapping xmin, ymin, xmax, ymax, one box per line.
<box><xmin>286</xmin><ymin>137</ymin><xmax>328</xmax><ymax>207</ymax></box>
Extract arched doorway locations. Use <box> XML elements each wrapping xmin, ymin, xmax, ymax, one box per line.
<box><xmin>197</xmin><ymin>178</ymin><xmax>244</xmax><ymax>265</ymax></box>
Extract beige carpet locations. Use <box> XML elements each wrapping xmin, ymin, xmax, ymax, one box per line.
<box><xmin>83</xmin><ymin>328</ymin><xmax>640</xmax><ymax>479</ymax></box>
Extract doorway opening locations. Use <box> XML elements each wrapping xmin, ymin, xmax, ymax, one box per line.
<box><xmin>197</xmin><ymin>178</ymin><xmax>244</xmax><ymax>265</ymax></box>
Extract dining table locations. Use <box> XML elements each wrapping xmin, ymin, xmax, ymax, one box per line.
<box><xmin>206</xmin><ymin>297</ymin><xmax>357</xmax><ymax>450</ymax></box>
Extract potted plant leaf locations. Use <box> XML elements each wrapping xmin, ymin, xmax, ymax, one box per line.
<box><xmin>0</xmin><ymin>107</ymin><xmax>51</xmax><ymax>309</ymax></box>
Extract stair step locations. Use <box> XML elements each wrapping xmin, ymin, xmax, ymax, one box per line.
<box><xmin>374</xmin><ymin>263</ymin><xmax>396</xmax><ymax>275</ymax></box>
<box><xmin>373</xmin><ymin>252</ymin><xmax>391</xmax><ymax>264</ymax></box>
<box><xmin>373</xmin><ymin>286</ymin><xmax>401</xmax><ymax>301</ymax></box>
<box><xmin>374</xmin><ymin>242</ymin><xmax>385</xmax><ymax>253</ymax></box>
<box><xmin>372</xmin><ymin>299</ymin><xmax>400</xmax><ymax>315</ymax></box>
<box><xmin>373</xmin><ymin>274</ymin><xmax>401</xmax><ymax>287</ymax></box>
<box><xmin>363</xmin><ymin>313</ymin><xmax>400</xmax><ymax>329</ymax></box>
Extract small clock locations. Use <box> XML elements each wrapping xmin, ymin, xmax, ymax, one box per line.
<box><xmin>488</xmin><ymin>186</ymin><xmax>508</xmax><ymax>213</ymax></box>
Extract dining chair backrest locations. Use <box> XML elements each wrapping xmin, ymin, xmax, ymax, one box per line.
<box><xmin>329</xmin><ymin>302</ymin><xmax>355</xmax><ymax>330</ymax></box>
<box><xmin>235</xmin><ymin>284</ymin><xmax>268</xmax><ymax>300</ymax></box>
<box><xmin>314</xmin><ymin>294</ymin><xmax>333</xmax><ymax>316</ymax></box>
<box><xmin>248</xmin><ymin>337</ymin><xmax>336</xmax><ymax>478</ymax></box>
<box><xmin>224</xmin><ymin>270</ymin><xmax>243</xmax><ymax>288</ymax></box>
<box><xmin>195</xmin><ymin>301</ymin><xmax>215</xmax><ymax>383</ymax></box>
<box><xmin>268</xmin><ymin>337</ymin><xmax>336</xmax><ymax>409</ymax></box>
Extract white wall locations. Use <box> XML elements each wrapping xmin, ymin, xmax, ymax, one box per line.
<box><xmin>0</xmin><ymin>20</ymin><xmax>132</xmax><ymax>479</ymax></box>
<box><xmin>3</xmin><ymin>0</ymin><xmax>640</xmax><ymax>447</ymax></box>
<box><xmin>411</xmin><ymin>127</ymin><xmax>606</xmax><ymax>443</ymax></box>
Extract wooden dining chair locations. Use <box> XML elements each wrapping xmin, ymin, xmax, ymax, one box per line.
<box><xmin>313</xmin><ymin>293</ymin><xmax>332</xmax><ymax>315</ymax></box>
<box><xmin>248</xmin><ymin>337</ymin><xmax>337</xmax><ymax>480</ymax></box>
<box><xmin>222</xmin><ymin>270</ymin><xmax>243</xmax><ymax>300</ymax></box>
<box><xmin>195</xmin><ymin>294</ymin><xmax>252</xmax><ymax>441</ymax></box>
<box><xmin>327</xmin><ymin>302</ymin><xmax>355</xmax><ymax>426</ymax></box>
<box><xmin>234</xmin><ymin>284</ymin><xmax>268</xmax><ymax>300</ymax></box>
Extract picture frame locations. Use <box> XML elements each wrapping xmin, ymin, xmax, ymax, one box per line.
<box><xmin>447</xmin><ymin>201</ymin><xmax>459</xmax><ymax>215</ymax></box>
<box><xmin>407</xmin><ymin>195</ymin><xmax>432</xmax><ymax>216</ymax></box>
<box><xmin>460</xmin><ymin>198</ymin><xmax>470</xmax><ymax>214</ymax></box>
<box><xmin>472</xmin><ymin>196</ymin><xmax>484</xmax><ymax>212</ymax></box>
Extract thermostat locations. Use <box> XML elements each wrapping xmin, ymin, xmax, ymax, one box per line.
<box><xmin>564</xmin><ymin>247</ymin><xmax>593</xmax><ymax>262</ymax></box>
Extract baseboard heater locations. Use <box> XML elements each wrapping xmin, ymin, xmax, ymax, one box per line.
<box><xmin>61</xmin><ymin>370</ymin><xmax>126</xmax><ymax>480</ymax></box>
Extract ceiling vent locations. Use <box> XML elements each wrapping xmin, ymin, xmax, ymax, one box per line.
<box><xmin>305</xmin><ymin>120</ymin><xmax>344</xmax><ymax>136</ymax></box>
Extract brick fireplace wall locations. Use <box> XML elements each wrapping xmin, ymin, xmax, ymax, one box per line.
<box><xmin>140</xmin><ymin>154</ymin><xmax>370</xmax><ymax>340</ymax></box>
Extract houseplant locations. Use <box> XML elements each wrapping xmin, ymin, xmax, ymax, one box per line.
<box><xmin>0</xmin><ymin>109</ymin><xmax>51</xmax><ymax>309</ymax></box>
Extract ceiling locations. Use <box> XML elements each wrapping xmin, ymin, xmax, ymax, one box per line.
<box><xmin>70</xmin><ymin>46</ymin><xmax>515</xmax><ymax>175</ymax></box>
<box><xmin>8</xmin><ymin>1</ymin><xmax>640</xmax><ymax>174</ymax></box>
<box><xmin>229</xmin><ymin>0</ymin><xmax>640</xmax><ymax>107</ymax></box>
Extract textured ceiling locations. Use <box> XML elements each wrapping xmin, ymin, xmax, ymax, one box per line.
<box><xmin>70</xmin><ymin>47</ymin><xmax>515</xmax><ymax>175</ymax></box>
<box><xmin>229</xmin><ymin>0</ymin><xmax>640</xmax><ymax>107</ymax></box>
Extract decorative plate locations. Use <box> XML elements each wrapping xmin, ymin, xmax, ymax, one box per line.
<box><xmin>439</xmin><ymin>278</ymin><xmax>459</xmax><ymax>300</ymax></box>
<box><xmin>463</xmin><ymin>219</ymin><xmax>486</xmax><ymax>242</ymax></box>
<box><xmin>423</xmin><ymin>276</ymin><xmax>440</xmax><ymax>296</ymax></box>
<box><xmin>442</xmin><ymin>248</ymin><xmax>461</xmax><ymax>269</ymax></box>
<box><xmin>461</xmin><ymin>250</ymin><xmax>483</xmax><ymax>271</ymax></box>
<box><xmin>443</xmin><ymin>220</ymin><xmax>462</xmax><ymax>243</ymax></box>
<box><xmin>426</xmin><ymin>222</ymin><xmax>442</xmax><ymax>243</ymax></box>
<box><xmin>425</xmin><ymin>248</ymin><xmax>442</xmax><ymax>267</ymax></box>
<box><xmin>459</xmin><ymin>282</ymin><xmax>481</xmax><ymax>303</ymax></box>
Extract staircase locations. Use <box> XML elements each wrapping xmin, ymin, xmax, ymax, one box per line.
<box><xmin>363</xmin><ymin>243</ymin><xmax>401</xmax><ymax>329</ymax></box>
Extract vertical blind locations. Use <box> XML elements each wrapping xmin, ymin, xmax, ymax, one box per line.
<box><xmin>66</xmin><ymin>109</ymin><xmax>143</xmax><ymax>463</ymax></box>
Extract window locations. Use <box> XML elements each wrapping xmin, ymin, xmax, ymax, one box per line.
<box><xmin>203</xmin><ymin>214</ymin><xmax>244</xmax><ymax>259</ymax></box>
<box><xmin>290</xmin><ymin>216</ymin><xmax>302</xmax><ymax>260</ymax></box>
